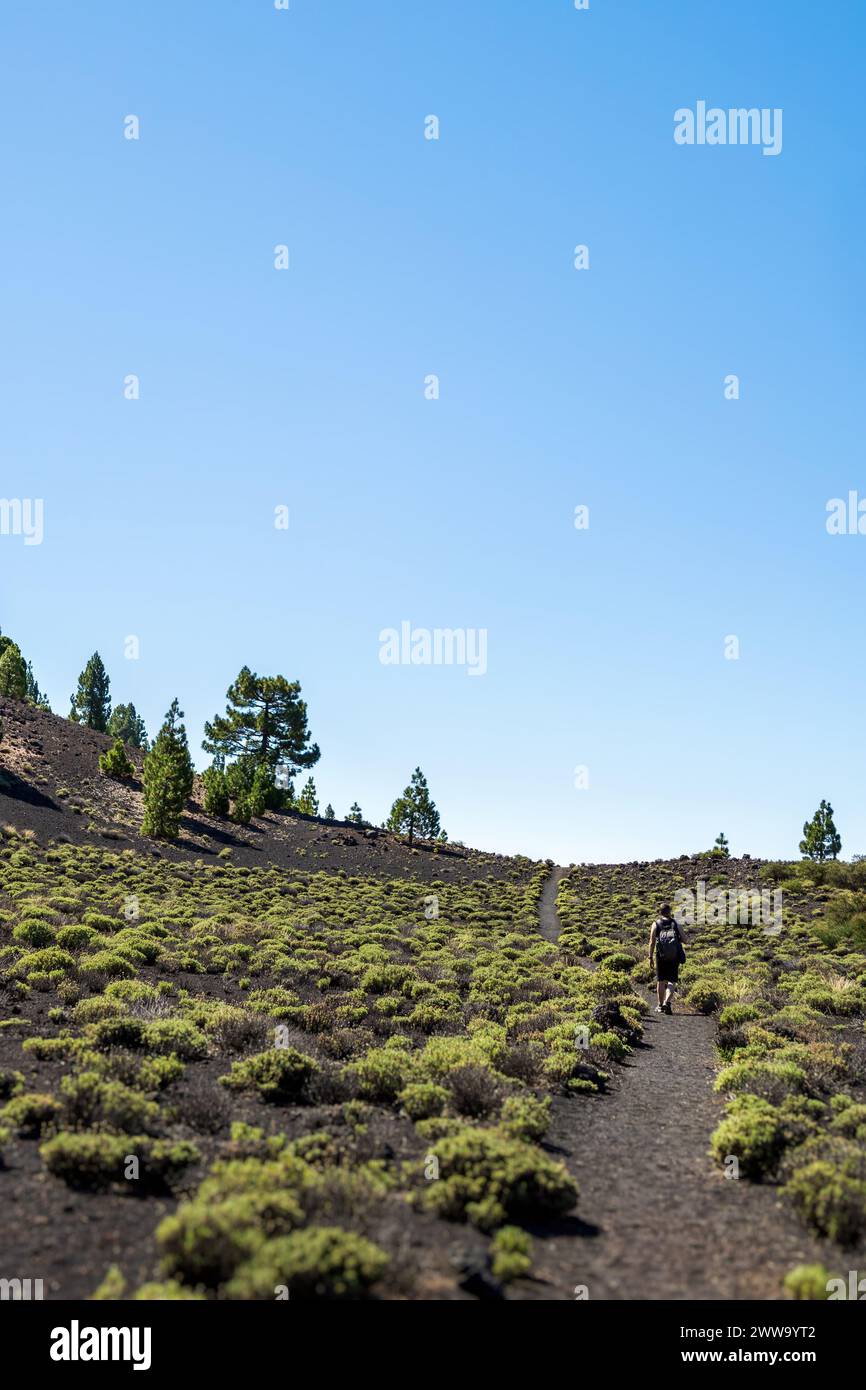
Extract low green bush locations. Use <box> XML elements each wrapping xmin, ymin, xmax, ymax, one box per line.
<box><xmin>784</xmin><ymin>1161</ymin><xmax>866</xmax><ymax>1246</ymax></box>
<box><xmin>40</xmin><ymin>1131</ymin><xmax>199</xmax><ymax>1191</ymax></box>
<box><xmin>398</xmin><ymin>1082</ymin><xmax>449</xmax><ymax>1121</ymax></box>
<box><xmin>710</xmin><ymin>1096</ymin><xmax>787</xmax><ymax>1180</ymax></box>
<box><xmin>1</xmin><ymin>1091</ymin><xmax>62</xmax><ymax>1137</ymax></box>
<box><xmin>424</xmin><ymin>1126</ymin><xmax>578</xmax><ymax>1230</ymax></box>
<box><xmin>490</xmin><ymin>1225</ymin><xmax>533</xmax><ymax>1283</ymax></box>
<box><xmin>225</xmin><ymin>1227</ymin><xmax>388</xmax><ymax>1300</ymax></box>
<box><xmin>783</xmin><ymin>1264</ymin><xmax>832</xmax><ymax>1300</ymax></box>
<box><xmin>499</xmin><ymin>1093</ymin><xmax>550</xmax><ymax>1142</ymax></box>
<box><xmin>219</xmin><ymin>1049</ymin><xmax>318</xmax><ymax>1104</ymax></box>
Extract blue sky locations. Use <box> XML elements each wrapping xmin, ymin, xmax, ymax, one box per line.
<box><xmin>2</xmin><ymin>0</ymin><xmax>864</xmax><ymax>863</ymax></box>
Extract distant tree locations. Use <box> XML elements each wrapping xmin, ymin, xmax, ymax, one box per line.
<box><xmin>99</xmin><ymin>738</ymin><xmax>135</xmax><ymax>782</ymax></box>
<box><xmin>0</xmin><ymin>628</ymin><xmax>50</xmax><ymax>709</ymax></box>
<box><xmin>387</xmin><ymin>767</ymin><xmax>443</xmax><ymax>846</ymax></box>
<box><xmin>0</xmin><ymin>643</ymin><xmax>28</xmax><ymax>701</ymax></box>
<box><xmin>712</xmin><ymin>832</ymin><xmax>730</xmax><ymax>858</ymax></box>
<box><xmin>141</xmin><ymin>699</ymin><xmax>194</xmax><ymax>840</ymax></box>
<box><xmin>347</xmin><ymin>802</ymin><xmax>364</xmax><ymax>825</ymax></box>
<box><xmin>222</xmin><ymin>757</ymin><xmax>280</xmax><ymax>822</ymax></box>
<box><xmin>800</xmin><ymin>800</ymin><xmax>841</xmax><ymax>862</ymax></box>
<box><xmin>24</xmin><ymin>662</ymin><xmax>50</xmax><ymax>710</ymax></box>
<box><xmin>70</xmin><ymin>653</ymin><xmax>111</xmax><ymax>731</ymax></box>
<box><xmin>296</xmin><ymin>777</ymin><xmax>319</xmax><ymax>817</ymax></box>
<box><xmin>324</xmin><ymin>803</ymin><xmax>335</xmax><ymax>820</ymax></box>
<box><xmin>107</xmin><ymin>703</ymin><xmax>148</xmax><ymax>750</ymax></box>
<box><xmin>249</xmin><ymin>764</ymin><xmax>276</xmax><ymax>817</ymax></box>
<box><xmin>203</xmin><ymin>667</ymin><xmax>320</xmax><ymax>777</ymax></box>
<box><xmin>202</xmin><ymin>764</ymin><xmax>230</xmax><ymax>817</ymax></box>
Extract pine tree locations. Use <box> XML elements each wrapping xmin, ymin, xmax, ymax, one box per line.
<box><xmin>99</xmin><ymin>738</ymin><xmax>135</xmax><ymax>781</ymax></box>
<box><xmin>141</xmin><ymin>699</ymin><xmax>194</xmax><ymax>840</ymax></box>
<box><xmin>347</xmin><ymin>802</ymin><xmax>364</xmax><ymax>824</ymax></box>
<box><xmin>0</xmin><ymin>643</ymin><xmax>28</xmax><ymax>700</ymax></box>
<box><xmin>387</xmin><ymin>767</ymin><xmax>443</xmax><ymax>846</ymax></box>
<box><xmin>799</xmin><ymin>800</ymin><xmax>842</xmax><ymax>862</ymax></box>
<box><xmin>249</xmin><ymin>764</ymin><xmax>276</xmax><ymax>817</ymax></box>
<box><xmin>296</xmin><ymin>777</ymin><xmax>319</xmax><ymax>817</ymax></box>
<box><xmin>70</xmin><ymin>653</ymin><xmax>111</xmax><ymax>731</ymax></box>
<box><xmin>202</xmin><ymin>764</ymin><xmax>230</xmax><ymax>816</ymax></box>
<box><xmin>0</xmin><ymin>630</ymin><xmax>48</xmax><ymax>708</ymax></box>
<box><xmin>712</xmin><ymin>832</ymin><xmax>730</xmax><ymax>858</ymax></box>
<box><xmin>107</xmin><ymin>703</ymin><xmax>148</xmax><ymax>750</ymax></box>
<box><xmin>203</xmin><ymin>667</ymin><xmax>319</xmax><ymax>775</ymax></box>
<box><xmin>23</xmin><ymin>662</ymin><xmax>50</xmax><ymax>710</ymax></box>
<box><xmin>324</xmin><ymin>803</ymin><xmax>335</xmax><ymax>820</ymax></box>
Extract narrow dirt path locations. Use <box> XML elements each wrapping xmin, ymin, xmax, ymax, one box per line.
<box><xmin>538</xmin><ymin>864</ymin><xmax>567</xmax><ymax>942</ymax></box>
<box><xmin>525</xmin><ymin>869</ymin><xmax>840</xmax><ymax>1300</ymax></box>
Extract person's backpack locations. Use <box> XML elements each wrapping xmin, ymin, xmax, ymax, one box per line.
<box><xmin>655</xmin><ymin>919</ymin><xmax>681</xmax><ymax>964</ymax></box>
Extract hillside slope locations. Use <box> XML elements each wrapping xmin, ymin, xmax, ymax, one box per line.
<box><xmin>0</xmin><ymin>698</ymin><xmax>530</xmax><ymax>884</ymax></box>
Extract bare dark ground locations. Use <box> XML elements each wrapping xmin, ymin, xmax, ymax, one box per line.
<box><xmin>523</xmin><ymin>869</ymin><xmax>857</xmax><ymax>1301</ymax></box>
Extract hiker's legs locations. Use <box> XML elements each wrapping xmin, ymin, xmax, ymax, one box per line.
<box><xmin>656</xmin><ymin>979</ymin><xmax>665</xmax><ymax>1006</ymax></box>
<box><xmin>663</xmin><ymin>981</ymin><xmax>676</xmax><ymax>1007</ymax></box>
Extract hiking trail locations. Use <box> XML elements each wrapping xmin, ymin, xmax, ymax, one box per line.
<box><xmin>527</xmin><ymin>867</ymin><xmax>838</xmax><ymax>1300</ymax></box>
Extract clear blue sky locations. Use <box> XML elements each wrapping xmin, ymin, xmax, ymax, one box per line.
<box><xmin>2</xmin><ymin>1</ymin><xmax>864</xmax><ymax>863</ymax></box>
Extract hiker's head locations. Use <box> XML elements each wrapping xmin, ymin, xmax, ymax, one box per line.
<box><xmin>659</xmin><ymin>903</ymin><xmax>672</xmax><ymax>920</ymax></box>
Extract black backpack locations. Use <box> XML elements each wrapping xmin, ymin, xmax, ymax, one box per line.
<box><xmin>655</xmin><ymin>919</ymin><xmax>680</xmax><ymax>963</ymax></box>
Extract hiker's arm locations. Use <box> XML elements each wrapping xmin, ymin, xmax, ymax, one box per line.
<box><xmin>648</xmin><ymin>925</ymin><xmax>656</xmax><ymax>963</ymax></box>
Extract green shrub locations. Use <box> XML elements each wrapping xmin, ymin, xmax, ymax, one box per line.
<box><xmin>14</xmin><ymin>947</ymin><xmax>74</xmax><ymax>979</ymax></box>
<box><xmin>21</xmin><ymin>1035</ymin><xmax>77</xmax><ymax>1061</ymax></box>
<box><xmin>784</xmin><ymin>1161</ymin><xmax>866</xmax><ymax>1246</ymax></box>
<box><xmin>144</xmin><ymin>1018</ymin><xmax>208</xmax><ymax>1060</ymax></box>
<box><xmin>600</xmin><ymin>951</ymin><xmax>638</xmax><ymax>973</ymax></box>
<box><xmin>424</xmin><ymin>1127</ymin><xmax>578</xmax><ymax>1230</ymax></box>
<box><xmin>40</xmin><ymin>1131</ymin><xmax>199</xmax><ymax>1192</ymax></box>
<box><xmin>684</xmin><ymin>981</ymin><xmax>723</xmax><ymax>1014</ymax></box>
<box><xmin>715</xmin><ymin>1059</ymin><xmax>807</xmax><ymax>1103</ymax></box>
<box><xmin>157</xmin><ymin>1200</ymin><xmax>270</xmax><ymax>1286</ymax></box>
<box><xmin>91</xmin><ymin>1265</ymin><xmax>127</xmax><ymax>1300</ymax></box>
<box><xmin>490</xmin><ymin>1225</ymin><xmax>532</xmax><ymax>1283</ymax></box>
<box><xmin>83</xmin><ymin>911</ymin><xmax>121</xmax><ymax>933</ymax></box>
<box><xmin>79</xmin><ymin>951</ymin><xmax>137</xmax><ymax>982</ymax></box>
<box><xmin>710</xmin><ymin>1096</ymin><xmax>787</xmax><ymax>1180</ymax></box>
<box><xmin>348</xmin><ymin>1047</ymin><xmax>408</xmax><ymax>1102</ymax></box>
<box><xmin>89</xmin><ymin>1017</ymin><xmax>147</xmax><ymax>1050</ymax></box>
<box><xmin>13</xmin><ymin>920</ymin><xmax>56</xmax><ymax>947</ymax></box>
<box><xmin>590</xmin><ymin>1030</ymin><xmax>629</xmax><ymax>1062</ymax></box>
<box><xmin>398</xmin><ymin>1082</ymin><xmax>449</xmax><ymax>1121</ymax></box>
<box><xmin>219</xmin><ymin>1049</ymin><xmax>318</xmax><ymax>1103</ymax></box>
<box><xmin>783</xmin><ymin>1264</ymin><xmax>832</xmax><ymax>1300</ymax></box>
<box><xmin>718</xmin><ymin>1003</ymin><xmax>763</xmax><ymax>1029</ymax></box>
<box><xmin>134</xmin><ymin>1281</ymin><xmax>207</xmax><ymax>1301</ymax></box>
<box><xmin>1</xmin><ymin>1091</ymin><xmax>61</xmax><ymax>1137</ymax></box>
<box><xmin>59</xmin><ymin>1072</ymin><xmax>159</xmax><ymax>1134</ymax></box>
<box><xmin>72</xmin><ymin>996</ymin><xmax>124</xmax><ymax>1023</ymax></box>
<box><xmin>100</xmin><ymin>739</ymin><xmax>136</xmax><ymax>782</ymax></box>
<box><xmin>56</xmin><ymin>925</ymin><xmax>97</xmax><ymax>951</ymax></box>
<box><xmin>0</xmin><ymin>1070</ymin><xmax>24</xmax><ymax>1102</ymax></box>
<box><xmin>224</xmin><ymin>1227</ymin><xmax>388</xmax><ymax>1300</ymax></box>
<box><xmin>830</xmin><ymin>1104</ymin><xmax>866</xmax><ymax>1140</ymax></box>
<box><xmin>499</xmin><ymin>1093</ymin><xmax>551</xmax><ymax>1142</ymax></box>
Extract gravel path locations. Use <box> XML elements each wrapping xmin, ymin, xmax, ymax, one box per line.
<box><xmin>524</xmin><ymin>869</ymin><xmax>840</xmax><ymax>1300</ymax></box>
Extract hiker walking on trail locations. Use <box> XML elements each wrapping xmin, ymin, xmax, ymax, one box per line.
<box><xmin>649</xmin><ymin>904</ymin><xmax>685</xmax><ymax>1015</ymax></box>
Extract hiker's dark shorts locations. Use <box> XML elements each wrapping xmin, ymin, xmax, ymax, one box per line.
<box><xmin>656</xmin><ymin>959</ymin><xmax>679</xmax><ymax>984</ymax></box>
